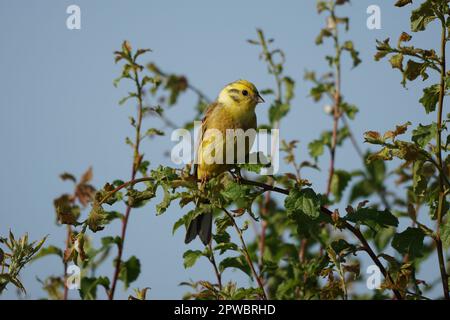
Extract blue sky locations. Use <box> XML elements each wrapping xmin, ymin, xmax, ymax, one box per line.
<box><xmin>0</xmin><ymin>0</ymin><xmax>446</xmax><ymax>299</ymax></box>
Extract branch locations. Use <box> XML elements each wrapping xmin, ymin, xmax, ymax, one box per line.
<box><xmin>222</xmin><ymin>208</ymin><xmax>268</xmax><ymax>300</ymax></box>
<box><xmin>207</xmin><ymin>243</ymin><xmax>222</xmax><ymax>291</ymax></box>
<box><xmin>109</xmin><ymin>63</ymin><xmax>146</xmax><ymax>300</ymax></box>
<box><xmin>238</xmin><ymin>177</ymin><xmax>403</xmax><ymax>300</ymax></box>
<box><xmin>434</xmin><ymin>16</ymin><xmax>449</xmax><ymax>300</ymax></box>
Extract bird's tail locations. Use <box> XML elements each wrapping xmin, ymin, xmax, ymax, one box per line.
<box><xmin>184</xmin><ymin>207</ymin><xmax>212</xmax><ymax>245</ymax></box>
<box><xmin>185</xmin><ymin>163</ymin><xmax>212</xmax><ymax>245</ymax></box>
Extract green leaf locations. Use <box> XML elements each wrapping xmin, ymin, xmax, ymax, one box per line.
<box><xmin>411</xmin><ymin>0</ymin><xmax>437</xmax><ymax>32</ymax></box>
<box><xmin>145</xmin><ymin>128</ymin><xmax>165</xmax><ymax>137</ymax></box>
<box><xmin>172</xmin><ymin>215</ymin><xmax>186</xmax><ymax>235</ymax></box>
<box><xmin>269</xmin><ymin>102</ymin><xmax>290</xmax><ymax>124</ymax></box>
<box><xmin>156</xmin><ymin>185</ymin><xmax>173</xmax><ymax>215</ymax></box>
<box><xmin>118</xmin><ymin>92</ymin><xmax>138</xmax><ymax>106</ymax></box>
<box><xmin>403</xmin><ymin>60</ymin><xmax>428</xmax><ymax>84</ymax></box>
<box><xmin>330</xmin><ymin>239</ymin><xmax>357</xmax><ymax>257</ymax></box>
<box><xmin>285</xmin><ymin>187</ymin><xmax>321</xmax><ymax>219</ymax></box>
<box><xmin>32</xmin><ymin>245</ymin><xmax>63</xmax><ymax>261</ymax></box>
<box><xmin>330</xmin><ymin>170</ymin><xmax>352</xmax><ymax>202</ymax></box>
<box><xmin>283</xmin><ymin>76</ymin><xmax>295</xmax><ymax>102</ymax></box>
<box><xmin>344</xmin><ymin>208</ymin><xmax>399</xmax><ymax>231</ymax></box>
<box><xmin>342</xmin><ymin>40</ymin><xmax>361</xmax><ymax>67</ymax></box>
<box><xmin>79</xmin><ymin>276</ymin><xmax>110</xmax><ymax>300</ymax></box>
<box><xmin>101</xmin><ymin>236</ymin><xmax>122</xmax><ymax>248</ymax></box>
<box><xmin>412</xmin><ymin>123</ymin><xmax>437</xmax><ymax>148</ymax></box>
<box><xmin>308</xmin><ymin>139</ymin><xmax>325</xmax><ymax>160</ymax></box>
<box><xmin>340</xmin><ymin>102</ymin><xmax>359</xmax><ymax>120</ymax></box>
<box><xmin>389</xmin><ymin>54</ymin><xmax>403</xmax><ymax>70</ymax></box>
<box><xmin>442</xmin><ymin>218</ymin><xmax>450</xmax><ymax>248</ymax></box>
<box><xmin>219</xmin><ymin>256</ymin><xmax>252</xmax><ymax>278</ymax></box>
<box><xmin>214</xmin><ymin>242</ymin><xmax>238</xmax><ymax>255</ymax></box>
<box><xmin>183</xmin><ymin>250</ymin><xmax>203</xmax><ymax>269</ymax></box>
<box><xmin>419</xmin><ymin>84</ymin><xmax>440</xmax><ymax>114</ymax></box>
<box><xmin>412</xmin><ymin>160</ymin><xmax>429</xmax><ymax>197</ymax></box>
<box><xmin>392</xmin><ymin>227</ymin><xmax>425</xmax><ymax>259</ymax></box>
<box><xmin>119</xmin><ymin>256</ymin><xmax>141</xmax><ymax>289</ymax></box>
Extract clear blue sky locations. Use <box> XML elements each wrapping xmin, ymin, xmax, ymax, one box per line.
<box><xmin>0</xmin><ymin>0</ymin><xmax>445</xmax><ymax>299</ymax></box>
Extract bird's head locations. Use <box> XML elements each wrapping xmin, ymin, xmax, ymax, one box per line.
<box><xmin>218</xmin><ymin>80</ymin><xmax>264</xmax><ymax>109</ymax></box>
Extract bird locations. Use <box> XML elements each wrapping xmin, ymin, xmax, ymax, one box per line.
<box><xmin>185</xmin><ymin>79</ymin><xmax>264</xmax><ymax>245</ymax></box>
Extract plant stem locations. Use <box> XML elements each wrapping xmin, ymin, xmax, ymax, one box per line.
<box><xmin>256</xmin><ymin>29</ymin><xmax>283</xmax><ymax>294</ymax></box>
<box><xmin>207</xmin><ymin>243</ymin><xmax>222</xmax><ymax>291</ymax></box>
<box><xmin>326</xmin><ymin>8</ymin><xmax>342</xmax><ymax>197</ymax></box>
<box><xmin>222</xmin><ymin>208</ymin><xmax>268</xmax><ymax>300</ymax></box>
<box><xmin>109</xmin><ymin>68</ymin><xmax>145</xmax><ymax>300</ymax></box>
<box><xmin>434</xmin><ymin>17</ymin><xmax>449</xmax><ymax>300</ymax></box>
<box><xmin>63</xmin><ymin>225</ymin><xmax>71</xmax><ymax>300</ymax></box>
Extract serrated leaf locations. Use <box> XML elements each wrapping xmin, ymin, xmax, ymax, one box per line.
<box><xmin>392</xmin><ymin>227</ymin><xmax>425</xmax><ymax>259</ymax></box>
<box><xmin>419</xmin><ymin>84</ymin><xmax>440</xmax><ymax>114</ymax></box>
<box><xmin>411</xmin><ymin>0</ymin><xmax>436</xmax><ymax>32</ymax></box>
<box><xmin>285</xmin><ymin>187</ymin><xmax>321</xmax><ymax>219</ymax></box>
<box><xmin>412</xmin><ymin>123</ymin><xmax>437</xmax><ymax>148</ymax></box>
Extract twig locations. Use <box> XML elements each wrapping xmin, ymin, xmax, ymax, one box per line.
<box><xmin>434</xmin><ymin>16</ymin><xmax>449</xmax><ymax>300</ymax></box>
<box><xmin>63</xmin><ymin>225</ymin><xmax>71</xmax><ymax>300</ymax></box>
<box><xmin>222</xmin><ymin>208</ymin><xmax>268</xmax><ymax>300</ymax></box>
<box><xmin>109</xmin><ymin>65</ymin><xmax>145</xmax><ymax>300</ymax></box>
<box><xmin>207</xmin><ymin>243</ymin><xmax>222</xmax><ymax>291</ymax></box>
<box><xmin>325</xmin><ymin>6</ymin><xmax>342</xmax><ymax>197</ymax></box>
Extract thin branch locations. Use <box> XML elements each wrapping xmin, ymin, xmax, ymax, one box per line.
<box><xmin>109</xmin><ymin>65</ymin><xmax>145</xmax><ymax>300</ymax></box>
<box><xmin>63</xmin><ymin>225</ymin><xmax>71</xmax><ymax>300</ymax></box>
<box><xmin>207</xmin><ymin>243</ymin><xmax>222</xmax><ymax>291</ymax></box>
<box><xmin>326</xmin><ymin>6</ymin><xmax>342</xmax><ymax>197</ymax></box>
<box><xmin>434</xmin><ymin>16</ymin><xmax>449</xmax><ymax>300</ymax></box>
<box><xmin>222</xmin><ymin>208</ymin><xmax>268</xmax><ymax>300</ymax></box>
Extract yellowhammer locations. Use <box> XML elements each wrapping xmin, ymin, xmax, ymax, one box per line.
<box><xmin>185</xmin><ymin>79</ymin><xmax>264</xmax><ymax>245</ymax></box>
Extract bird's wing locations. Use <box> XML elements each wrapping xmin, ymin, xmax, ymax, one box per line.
<box><xmin>193</xmin><ymin>102</ymin><xmax>221</xmax><ymax>177</ymax></box>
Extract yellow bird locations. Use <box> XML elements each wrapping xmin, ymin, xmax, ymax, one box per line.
<box><xmin>185</xmin><ymin>80</ymin><xmax>264</xmax><ymax>245</ymax></box>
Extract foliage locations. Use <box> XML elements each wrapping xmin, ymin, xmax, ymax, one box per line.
<box><xmin>3</xmin><ymin>0</ymin><xmax>450</xmax><ymax>300</ymax></box>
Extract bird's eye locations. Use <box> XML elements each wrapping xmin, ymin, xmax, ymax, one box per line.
<box><xmin>242</xmin><ymin>90</ymin><xmax>248</xmax><ymax>96</ymax></box>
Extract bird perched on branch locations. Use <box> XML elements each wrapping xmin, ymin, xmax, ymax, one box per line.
<box><xmin>185</xmin><ymin>80</ymin><xmax>265</xmax><ymax>245</ymax></box>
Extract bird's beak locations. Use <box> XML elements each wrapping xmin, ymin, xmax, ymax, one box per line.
<box><xmin>256</xmin><ymin>93</ymin><xmax>265</xmax><ymax>104</ymax></box>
